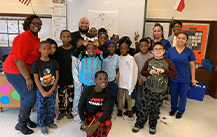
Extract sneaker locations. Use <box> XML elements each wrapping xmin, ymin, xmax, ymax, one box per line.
<box><xmin>47</xmin><ymin>123</ymin><xmax>57</xmax><ymax>129</ymax></box>
<box><xmin>169</xmin><ymin>110</ymin><xmax>176</xmax><ymax>116</ymax></box>
<box><xmin>74</xmin><ymin>114</ymin><xmax>81</xmax><ymax>123</ymax></box>
<box><xmin>123</xmin><ymin>110</ymin><xmax>128</xmax><ymax>116</ymax></box>
<box><xmin>132</xmin><ymin>126</ymin><xmax>141</xmax><ymax>133</ymax></box>
<box><xmin>117</xmin><ymin>109</ymin><xmax>123</xmax><ymax>116</ymax></box>
<box><xmin>149</xmin><ymin>127</ymin><xmax>156</xmax><ymax>135</ymax></box>
<box><xmin>41</xmin><ymin>126</ymin><xmax>48</xmax><ymax>135</ymax></box>
<box><xmin>176</xmin><ymin>112</ymin><xmax>182</xmax><ymax>119</ymax></box>
<box><xmin>66</xmin><ymin>113</ymin><xmax>74</xmax><ymax>119</ymax></box>
<box><xmin>57</xmin><ymin>113</ymin><xmax>65</xmax><ymax>120</ymax></box>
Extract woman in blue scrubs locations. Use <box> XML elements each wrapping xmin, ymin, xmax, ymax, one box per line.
<box><xmin>164</xmin><ymin>32</ymin><xmax>196</xmax><ymax>119</ymax></box>
<box><xmin>152</xmin><ymin>23</ymin><xmax>171</xmax><ymax>51</ymax></box>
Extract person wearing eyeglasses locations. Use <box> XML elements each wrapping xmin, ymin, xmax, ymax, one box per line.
<box><xmin>167</xmin><ymin>21</ymin><xmax>192</xmax><ymax>49</ymax></box>
<box><xmin>3</xmin><ymin>15</ymin><xmax>42</xmax><ymax>135</ymax></box>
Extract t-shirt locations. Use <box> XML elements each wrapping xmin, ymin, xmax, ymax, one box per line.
<box><xmin>141</xmin><ymin>57</ymin><xmax>177</xmax><ymax>93</ymax></box>
<box><xmin>78</xmin><ymin>86</ymin><xmax>111</xmax><ymax>123</ymax></box>
<box><xmin>56</xmin><ymin>46</ymin><xmax>75</xmax><ymax>86</ymax></box>
<box><xmin>102</xmin><ymin>54</ymin><xmax>119</xmax><ymax>82</ymax></box>
<box><xmin>134</xmin><ymin>52</ymin><xmax>153</xmax><ymax>81</ymax></box>
<box><xmin>3</xmin><ymin>30</ymin><xmax>40</xmax><ymax>74</ymax></box>
<box><xmin>164</xmin><ymin>47</ymin><xmax>196</xmax><ymax>83</ymax></box>
<box><xmin>31</xmin><ymin>59</ymin><xmax>60</xmax><ymax>91</ymax></box>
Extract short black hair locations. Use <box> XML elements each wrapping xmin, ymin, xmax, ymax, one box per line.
<box><xmin>98</xmin><ymin>27</ymin><xmax>107</xmax><ymax>34</ymax></box>
<box><xmin>98</xmin><ymin>32</ymin><xmax>109</xmax><ymax>39</ymax></box>
<box><xmin>139</xmin><ymin>38</ymin><xmax>149</xmax><ymax>44</ymax></box>
<box><xmin>152</xmin><ymin>42</ymin><xmax>165</xmax><ymax>50</ymax></box>
<box><xmin>177</xmin><ymin>32</ymin><xmax>189</xmax><ymax>40</ymax></box>
<box><xmin>39</xmin><ymin>41</ymin><xmax>51</xmax><ymax>48</ymax></box>
<box><xmin>60</xmin><ymin>30</ymin><xmax>71</xmax><ymax>37</ymax></box>
<box><xmin>146</xmin><ymin>37</ymin><xmax>152</xmax><ymax>51</ymax></box>
<box><xmin>46</xmin><ymin>38</ymin><xmax>57</xmax><ymax>48</ymax></box>
<box><xmin>110</xmin><ymin>34</ymin><xmax>119</xmax><ymax>40</ymax></box>
<box><xmin>153</xmin><ymin>23</ymin><xmax>164</xmax><ymax>39</ymax></box>
<box><xmin>119</xmin><ymin>36</ymin><xmax>132</xmax><ymax>48</ymax></box>
<box><xmin>23</xmin><ymin>15</ymin><xmax>41</xmax><ymax>31</ymax></box>
<box><xmin>95</xmin><ymin>70</ymin><xmax>108</xmax><ymax>79</ymax></box>
<box><xmin>171</xmin><ymin>21</ymin><xmax>182</xmax><ymax>28</ymax></box>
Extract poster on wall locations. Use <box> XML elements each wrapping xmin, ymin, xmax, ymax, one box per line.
<box><xmin>0</xmin><ymin>20</ymin><xmax>7</xmax><ymax>33</ymax></box>
<box><xmin>0</xmin><ymin>34</ymin><xmax>8</xmax><ymax>47</ymax></box>
<box><xmin>52</xmin><ymin>17</ymin><xmax>66</xmax><ymax>28</ymax></box>
<box><xmin>8</xmin><ymin>35</ymin><xmax>17</xmax><ymax>47</ymax></box>
<box><xmin>182</xmin><ymin>23</ymin><xmax>210</xmax><ymax>65</ymax></box>
<box><xmin>53</xmin><ymin>5</ymin><xmax>66</xmax><ymax>16</ymax></box>
<box><xmin>7</xmin><ymin>20</ymin><xmax>19</xmax><ymax>34</ymax></box>
<box><xmin>88</xmin><ymin>9</ymin><xmax>118</xmax><ymax>37</ymax></box>
<box><xmin>19</xmin><ymin>20</ymin><xmax>24</xmax><ymax>33</ymax></box>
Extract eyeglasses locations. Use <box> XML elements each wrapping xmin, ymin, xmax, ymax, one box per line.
<box><xmin>153</xmin><ymin>48</ymin><xmax>164</xmax><ymax>51</ymax></box>
<box><xmin>31</xmin><ymin>22</ymin><xmax>42</xmax><ymax>26</ymax></box>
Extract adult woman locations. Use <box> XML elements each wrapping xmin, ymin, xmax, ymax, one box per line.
<box><xmin>152</xmin><ymin>23</ymin><xmax>171</xmax><ymax>50</ymax></box>
<box><xmin>167</xmin><ymin>21</ymin><xmax>192</xmax><ymax>49</ymax></box>
<box><xmin>164</xmin><ymin>32</ymin><xmax>196</xmax><ymax>119</ymax></box>
<box><xmin>3</xmin><ymin>15</ymin><xmax>42</xmax><ymax>135</ymax></box>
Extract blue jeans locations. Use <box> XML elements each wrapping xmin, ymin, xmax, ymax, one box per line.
<box><xmin>4</xmin><ymin>72</ymin><xmax>36</xmax><ymax>108</ymax></box>
<box><xmin>170</xmin><ymin>81</ymin><xmax>189</xmax><ymax>114</ymax></box>
<box><xmin>107</xmin><ymin>81</ymin><xmax>118</xmax><ymax>116</ymax></box>
<box><xmin>135</xmin><ymin>82</ymin><xmax>146</xmax><ymax>111</ymax></box>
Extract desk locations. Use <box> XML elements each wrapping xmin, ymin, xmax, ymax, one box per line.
<box><xmin>0</xmin><ymin>73</ymin><xmax>20</xmax><ymax>111</ymax></box>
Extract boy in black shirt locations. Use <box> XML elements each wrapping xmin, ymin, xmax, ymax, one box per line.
<box><xmin>31</xmin><ymin>41</ymin><xmax>60</xmax><ymax>134</ymax></box>
<box><xmin>78</xmin><ymin>70</ymin><xmax>112</xmax><ymax>137</ymax></box>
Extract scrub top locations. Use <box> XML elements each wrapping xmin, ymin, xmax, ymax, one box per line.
<box><xmin>164</xmin><ymin>47</ymin><xmax>196</xmax><ymax>83</ymax></box>
<box><xmin>152</xmin><ymin>39</ymin><xmax>171</xmax><ymax>51</ymax></box>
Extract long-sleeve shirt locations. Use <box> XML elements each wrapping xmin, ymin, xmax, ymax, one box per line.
<box><xmin>72</xmin><ymin>45</ymin><xmax>110</xmax><ymax>86</ymax></box>
<box><xmin>141</xmin><ymin>57</ymin><xmax>177</xmax><ymax>93</ymax></box>
<box><xmin>72</xmin><ymin>56</ymin><xmax>82</xmax><ymax>93</ymax></box>
<box><xmin>78</xmin><ymin>86</ymin><xmax>111</xmax><ymax>123</ymax></box>
<box><xmin>118</xmin><ymin>54</ymin><xmax>138</xmax><ymax>95</ymax></box>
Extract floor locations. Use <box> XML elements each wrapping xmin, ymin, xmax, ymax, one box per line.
<box><xmin>0</xmin><ymin>95</ymin><xmax>217</xmax><ymax>137</ymax></box>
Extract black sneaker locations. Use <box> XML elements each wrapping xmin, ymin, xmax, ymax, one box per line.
<box><xmin>169</xmin><ymin>110</ymin><xmax>176</xmax><ymax>116</ymax></box>
<box><xmin>149</xmin><ymin>127</ymin><xmax>156</xmax><ymax>135</ymax></box>
<box><xmin>176</xmin><ymin>112</ymin><xmax>182</xmax><ymax>119</ymax></box>
<box><xmin>132</xmin><ymin>126</ymin><xmax>141</xmax><ymax>133</ymax></box>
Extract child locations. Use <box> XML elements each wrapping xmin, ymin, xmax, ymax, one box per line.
<box><xmin>89</xmin><ymin>27</ymin><xmax>98</xmax><ymax>37</ymax></box>
<box><xmin>117</xmin><ymin>36</ymin><xmax>138</xmax><ymax>120</ymax></box>
<box><xmin>56</xmin><ymin>30</ymin><xmax>76</xmax><ymax>120</ymax></box>
<box><xmin>110</xmin><ymin>34</ymin><xmax>119</xmax><ymax>46</ymax></box>
<box><xmin>96</xmin><ymin>32</ymin><xmax>109</xmax><ymax>54</ymax></box>
<box><xmin>78</xmin><ymin>70</ymin><xmax>112</xmax><ymax>137</ymax></box>
<box><xmin>31</xmin><ymin>41</ymin><xmax>60</xmax><ymax>134</ymax></box>
<box><xmin>134</xmin><ymin>38</ymin><xmax>153</xmax><ymax>113</ymax></box>
<box><xmin>46</xmin><ymin>38</ymin><xmax>58</xmax><ymax>60</ymax></box>
<box><xmin>72</xmin><ymin>38</ymin><xmax>110</xmax><ymax>88</ymax></box>
<box><xmin>132</xmin><ymin>42</ymin><xmax>177</xmax><ymax>134</ymax></box>
<box><xmin>102</xmin><ymin>40</ymin><xmax>119</xmax><ymax>116</ymax></box>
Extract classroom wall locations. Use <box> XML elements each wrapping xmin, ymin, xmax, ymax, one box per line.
<box><xmin>146</xmin><ymin>0</ymin><xmax>217</xmax><ymax>20</ymax></box>
<box><xmin>0</xmin><ymin>0</ymin><xmax>52</xmax><ymax>15</ymax></box>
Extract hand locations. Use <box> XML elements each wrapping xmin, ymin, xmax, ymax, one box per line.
<box><xmin>94</xmin><ymin>38</ymin><xmax>100</xmax><ymax>48</ymax></box>
<box><xmin>48</xmin><ymin>90</ymin><xmax>53</xmax><ymax>96</ymax></box>
<box><xmin>82</xmin><ymin>121</ymin><xmax>88</xmax><ymax>131</ymax></box>
<box><xmin>138</xmin><ymin>77</ymin><xmax>144</xmax><ymax>86</ymax></box>
<box><xmin>114</xmin><ymin>73</ymin><xmax>119</xmax><ymax>83</ymax></box>
<box><xmin>26</xmin><ymin>78</ymin><xmax>34</xmax><ymax>91</ymax></box>
<box><xmin>83</xmin><ymin>37</ymin><xmax>89</xmax><ymax>46</ymax></box>
<box><xmin>191</xmin><ymin>79</ymin><xmax>197</xmax><ymax>85</ymax></box>
<box><xmin>134</xmin><ymin>31</ymin><xmax>139</xmax><ymax>41</ymax></box>
<box><xmin>42</xmin><ymin>91</ymin><xmax>50</xmax><ymax>97</ymax></box>
<box><xmin>157</xmin><ymin>69</ymin><xmax>165</xmax><ymax>74</ymax></box>
<box><xmin>86</xmin><ymin>123</ymin><xmax>98</xmax><ymax>136</ymax></box>
<box><xmin>149</xmin><ymin>69</ymin><xmax>157</xmax><ymax>75</ymax></box>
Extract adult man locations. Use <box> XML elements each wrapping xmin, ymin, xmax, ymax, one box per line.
<box><xmin>167</xmin><ymin>21</ymin><xmax>192</xmax><ymax>49</ymax></box>
<box><xmin>70</xmin><ymin>17</ymin><xmax>94</xmax><ymax>47</ymax></box>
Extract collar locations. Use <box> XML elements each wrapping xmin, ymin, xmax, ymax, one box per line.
<box><xmin>26</xmin><ymin>30</ymin><xmax>40</xmax><ymax>41</ymax></box>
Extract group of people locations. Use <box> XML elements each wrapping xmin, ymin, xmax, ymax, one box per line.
<box><xmin>2</xmin><ymin>14</ymin><xmax>196</xmax><ymax>136</ymax></box>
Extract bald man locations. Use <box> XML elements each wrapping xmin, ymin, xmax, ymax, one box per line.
<box><xmin>70</xmin><ymin>17</ymin><xmax>94</xmax><ymax>47</ymax></box>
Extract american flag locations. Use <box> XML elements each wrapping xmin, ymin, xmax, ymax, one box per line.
<box><xmin>19</xmin><ymin>0</ymin><xmax>31</xmax><ymax>6</ymax></box>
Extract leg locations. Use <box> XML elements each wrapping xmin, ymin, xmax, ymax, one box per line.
<box><xmin>46</xmin><ymin>89</ymin><xmax>57</xmax><ymax>125</ymax></box>
<box><xmin>58</xmin><ymin>85</ymin><xmax>67</xmax><ymax>114</ymax></box>
<box><xmin>125</xmin><ymin>89</ymin><xmax>132</xmax><ymax>111</ymax></box>
<box><xmin>170</xmin><ymin>81</ymin><xmax>179</xmax><ymax>112</ymax></box>
<box><xmin>107</xmin><ymin>82</ymin><xmax>118</xmax><ymax>116</ymax></box>
<box><xmin>135</xmin><ymin>83</ymin><xmax>143</xmax><ymax>111</ymax></box>
<box><xmin>72</xmin><ymin>83</ymin><xmax>82</xmax><ymax>116</ymax></box>
<box><xmin>178</xmin><ymin>83</ymin><xmax>190</xmax><ymax>115</ymax></box>
<box><xmin>66</xmin><ymin>86</ymin><xmax>74</xmax><ymax>114</ymax></box>
<box><xmin>37</xmin><ymin>88</ymin><xmax>47</xmax><ymax>127</ymax></box>
<box><xmin>117</xmin><ymin>88</ymin><xmax>124</xmax><ymax>116</ymax></box>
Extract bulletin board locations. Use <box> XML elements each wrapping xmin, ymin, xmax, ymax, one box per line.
<box><xmin>0</xmin><ymin>73</ymin><xmax>20</xmax><ymax>108</ymax></box>
<box><xmin>182</xmin><ymin>23</ymin><xmax>210</xmax><ymax>65</ymax></box>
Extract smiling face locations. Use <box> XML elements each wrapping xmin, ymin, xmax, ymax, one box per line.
<box><xmin>60</xmin><ymin>31</ymin><xmax>72</xmax><ymax>46</ymax></box>
<box><xmin>94</xmin><ymin>73</ymin><xmax>108</xmax><ymax>90</ymax></box>
<box><xmin>120</xmin><ymin>43</ymin><xmax>129</xmax><ymax>56</ymax></box>
<box><xmin>39</xmin><ymin>43</ymin><xmax>51</xmax><ymax>58</ymax></box>
<box><xmin>29</xmin><ymin>18</ymin><xmax>42</xmax><ymax>35</ymax></box>
<box><xmin>98</xmin><ymin>34</ymin><xmax>108</xmax><ymax>46</ymax></box>
<box><xmin>176</xmin><ymin>33</ymin><xmax>188</xmax><ymax>46</ymax></box>
<box><xmin>79</xmin><ymin>17</ymin><xmax>89</xmax><ymax>34</ymax></box>
<box><xmin>89</xmin><ymin>27</ymin><xmax>97</xmax><ymax>36</ymax></box>
<box><xmin>153</xmin><ymin>26</ymin><xmax>163</xmax><ymax>39</ymax></box>
<box><xmin>50</xmin><ymin>44</ymin><xmax>56</xmax><ymax>55</ymax></box>
<box><xmin>111</xmin><ymin>35</ymin><xmax>119</xmax><ymax>45</ymax></box>
<box><xmin>151</xmin><ymin>45</ymin><xmax>166</xmax><ymax>59</ymax></box>
<box><xmin>86</xmin><ymin>44</ymin><xmax>96</xmax><ymax>57</ymax></box>
<box><xmin>173</xmin><ymin>23</ymin><xmax>182</xmax><ymax>36</ymax></box>
<box><xmin>107</xmin><ymin>43</ymin><xmax>116</xmax><ymax>55</ymax></box>
<box><xmin>139</xmin><ymin>41</ymin><xmax>149</xmax><ymax>55</ymax></box>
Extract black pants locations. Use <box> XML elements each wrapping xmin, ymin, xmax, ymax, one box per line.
<box><xmin>58</xmin><ymin>85</ymin><xmax>74</xmax><ymax>114</ymax></box>
<box><xmin>135</xmin><ymin>88</ymin><xmax>166</xmax><ymax>128</ymax></box>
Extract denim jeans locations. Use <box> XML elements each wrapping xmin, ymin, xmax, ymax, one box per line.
<box><xmin>107</xmin><ymin>81</ymin><xmax>118</xmax><ymax>116</ymax></box>
<box><xmin>135</xmin><ymin>82</ymin><xmax>146</xmax><ymax>111</ymax></box>
<box><xmin>4</xmin><ymin>72</ymin><xmax>36</xmax><ymax>108</ymax></box>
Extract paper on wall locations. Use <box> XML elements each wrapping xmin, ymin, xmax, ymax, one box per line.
<box><xmin>7</xmin><ymin>20</ymin><xmax>18</xmax><ymax>33</ymax></box>
<box><xmin>0</xmin><ymin>34</ymin><xmax>8</xmax><ymax>47</ymax></box>
<box><xmin>52</xmin><ymin>17</ymin><xmax>66</xmax><ymax>28</ymax></box>
<box><xmin>0</xmin><ymin>20</ymin><xmax>7</xmax><ymax>33</ymax></box>
<box><xmin>8</xmin><ymin>35</ymin><xmax>17</xmax><ymax>47</ymax></box>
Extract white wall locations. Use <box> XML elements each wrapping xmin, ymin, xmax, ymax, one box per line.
<box><xmin>67</xmin><ymin>0</ymin><xmax>145</xmax><ymax>48</ymax></box>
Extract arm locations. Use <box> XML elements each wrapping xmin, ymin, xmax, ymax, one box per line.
<box><xmin>163</xmin><ymin>59</ymin><xmax>178</xmax><ymax>78</ymax></box>
<box><xmin>98</xmin><ymin>46</ymin><xmax>110</xmax><ymax>59</ymax></box>
<box><xmin>14</xmin><ymin>59</ymin><xmax>33</xmax><ymax>91</ymax></box>
<box><xmin>48</xmin><ymin>70</ymin><xmax>59</xmax><ymax>95</ymax></box>
<box><xmin>72</xmin><ymin>45</ymin><xmax>86</xmax><ymax>58</ymax></box>
<box><xmin>114</xmin><ymin>68</ymin><xmax>119</xmax><ymax>83</ymax></box>
<box><xmin>78</xmin><ymin>88</ymin><xmax>88</xmax><ymax>129</ymax></box>
<box><xmin>33</xmin><ymin>74</ymin><xmax>49</xmax><ymax>97</ymax></box>
<box><xmin>128</xmin><ymin>58</ymin><xmax>138</xmax><ymax>94</ymax></box>
<box><xmin>190</xmin><ymin>61</ymin><xmax>196</xmax><ymax>85</ymax></box>
<box><xmin>134</xmin><ymin>31</ymin><xmax>140</xmax><ymax>53</ymax></box>
<box><xmin>140</xmin><ymin>59</ymin><xmax>151</xmax><ymax>77</ymax></box>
